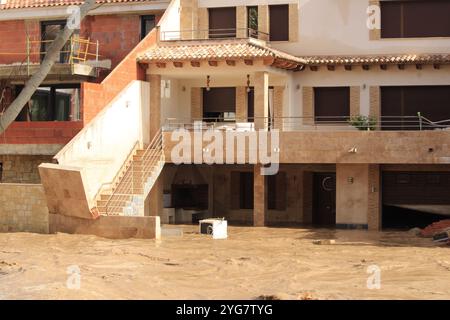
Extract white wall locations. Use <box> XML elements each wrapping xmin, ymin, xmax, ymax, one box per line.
<box><xmin>158</xmin><ymin>0</ymin><xmax>181</xmax><ymax>40</ymax></box>
<box><xmin>294</xmin><ymin>66</ymin><xmax>450</xmax><ymax>119</ymax></box>
<box><xmin>55</xmin><ymin>81</ymin><xmax>150</xmax><ymax>202</ymax></box>
<box><xmin>196</xmin><ymin>0</ymin><xmax>450</xmax><ymax>56</ymax></box>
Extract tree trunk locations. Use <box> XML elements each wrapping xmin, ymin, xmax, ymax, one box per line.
<box><xmin>0</xmin><ymin>0</ymin><xmax>96</xmax><ymax>134</ymax></box>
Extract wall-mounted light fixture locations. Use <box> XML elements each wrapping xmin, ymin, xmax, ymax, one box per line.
<box><xmin>273</xmin><ymin>147</ymin><xmax>281</xmax><ymax>153</ymax></box>
<box><xmin>246</xmin><ymin>74</ymin><xmax>251</xmax><ymax>93</ymax></box>
<box><xmin>348</xmin><ymin>177</ymin><xmax>354</xmax><ymax>184</ymax></box>
<box><xmin>206</xmin><ymin>75</ymin><xmax>211</xmax><ymax>91</ymax></box>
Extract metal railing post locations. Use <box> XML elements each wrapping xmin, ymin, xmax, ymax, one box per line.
<box><xmin>418</xmin><ymin>112</ymin><xmax>422</xmax><ymax>131</ymax></box>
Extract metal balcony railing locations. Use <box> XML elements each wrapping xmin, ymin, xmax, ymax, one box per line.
<box><xmin>159</xmin><ymin>28</ymin><xmax>269</xmax><ymax>41</ymax></box>
<box><xmin>162</xmin><ymin>114</ymin><xmax>450</xmax><ymax>132</ymax></box>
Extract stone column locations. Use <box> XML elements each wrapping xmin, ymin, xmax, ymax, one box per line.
<box><xmin>253</xmin><ymin>164</ymin><xmax>267</xmax><ymax>227</ymax></box>
<box><xmin>180</xmin><ymin>0</ymin><xmax>198</xmax><ymax>40</ymax></box>
<box><xmin>289</xmin><ymin>3</ymin><xmax>299</xmax><ymax>42</ymax></box>
<box><xmin>369</xmin><ymin>86</ymin><xmax>381</xmax><ymax>130</ymax></box>
<box><xmin>236</xmin><ymin>86</ymin><xmax>248</xmax><ymax>122</ymax></box>
<box><xmin>350</xmin><ymin>86</ymin><xmax>361</xmax><ymax>117</ymax></box>
<box><xmin>258</xmin><ymin>5</ymin><xmax>269</xmax><ymax>41</ymax></box>
<box><xmin>191</xmin><ymin>87</ymin><xmax>203</xmax><ymax>121</ymax></box>
<box><xmin>149</xmin><ymin>74</ymin><xmax>161</xmax><ymax>139</ymax></box>
<box><xmin>254</xmin><ymin>72</ymin><xmax>269</xmax><ymax>130</ymax></box>
<box><xmin>367</xmin><ymin>164</ymin><xmax>381</xmax><ymax>231</ymax></box>
<box><xmin>302</xmin><ymin>86</ymin><xmax>314</xmax><ymax>126</ymax></box>
<box><xmin>236</xmin><ymin>6</ymin><xmax>247</xmax><ymax>38</ymax></box>
<box><xmin>273</xmin><ymin>86</ymin><xmax>284</xmax><ymax>130</ymax></box>
<box><xmin>336</xmin><ymin>164</ymin><xmax>382</xmax><ymax>230</ymax></box>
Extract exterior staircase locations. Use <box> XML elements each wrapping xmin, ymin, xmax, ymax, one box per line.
<box><xmin>95</xmin><ymin>129</ymin><xmax>165</xmax><ymax>216</ymax></box>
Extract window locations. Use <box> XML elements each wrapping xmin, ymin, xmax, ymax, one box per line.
<box><xmin>314</xmin><ymin>87</ymin><xmax>350</xmax><ymax>123</ymax></box>
<box><xmin>203</xmin><ymin>87</ymin><xmax>236</xmax><ymax>121</ymax></box>
<box><xmin>269</xmin><ymin>4</ymin><xmax>289</xmax><ymax>41</ymax></box>
<box><xmin>381</xmin><ymin>0</ymin><xmax>450</xmax><ymax>38</ymax></box>
<box><xmin>141</xmin><ymin>15</ymin><xmax>156</xmax><ymax>40</ymax></box>
<box><xmin>16</xmin><ymin>84</ymin><xmax>81</xmax><ymax>122</ymax></box>
<box><xmin>381</xmin><ymin>86</ymin><xmax>450</xmax><ymax>130</ymax></box>
<box><xmin>208</xmin><ymin>7</ymin><xmax>237</xmax><ymax>38</ymax></box>
<box><xmin>247</xmin><ymin>6</ymin><xmax>258</xmax><ymax>38</ymax></box>
<box><xmin>41</xmin><ymin>20</ymin><xmax>69</xmax><ymax>63</ymax></box>
<box><xmin>268</xmin><ymin>172</ymin><xmax>287</xmax><ymax>210</ymax></box>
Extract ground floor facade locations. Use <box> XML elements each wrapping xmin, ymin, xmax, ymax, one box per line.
<box><xmin>155</xmin><ymin>163</ymin><xmax>450</xmax><ymax>231</ymax></box>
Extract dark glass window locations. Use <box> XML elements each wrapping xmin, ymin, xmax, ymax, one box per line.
<box><xmin>381</xmin><ymin>0</ymin><xmax>450</xmax><ymax>38</ymax></box>
<box><xmin>41</xmin><ymin>20</ymin><xmax>68</xmax><ymax>63</ymax></box>
<box><xmin>269</xmin><ymin>4</ymin><xmax>289</xmax><ymax>41</ymax></box>
<box><xmin>208</xmin><ymin>7</ymin><xmax>237</xmax><ymax>38</ymax></box>
<box><xmin>314</xmin><ymin>87</ymin><xmax>350</xmax><ymax>123</ymax></box>
<box><xmin>16</xmin><ymin>84</ymin><xmax>81</xmax><ymax>122</ymax></box>
<box><xmin>247</xmin><ymin>6</ymin><xmax>258</xmax><ymax>38</ymax></box>
<box><xmin>141</xmin><ymin>15</ymin><xmax>156</xmax><ymax>40</ymax></box>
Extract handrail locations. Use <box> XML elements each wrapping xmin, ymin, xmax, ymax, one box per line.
<box><xmin>160</xmin><ymin>28</ymin><xmax>270</xmax><ymax>41</ymax></box>
<box><xmin>93</xmin><ymin>140</ymin><xmax>140</xmax><ymax>203</ymax></box>
<box><xmin>104</xmin><ymin>129</ymin><xmax>165</xmax><ymax>216</ymax></box>
<box><xmin>163</xmin><ymin>115</ymin><xmax>450</xmax><ymax>131</ymax></box>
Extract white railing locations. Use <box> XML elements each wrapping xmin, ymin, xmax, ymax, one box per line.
<box><xmin>103</xmin><ymin>129</ymin><xmax>164</xmax><ymax>216</ymax></box>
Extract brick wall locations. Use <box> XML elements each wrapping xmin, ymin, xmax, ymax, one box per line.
<box><xmin>81</xmin><ymin>28</ymin><xmax>158</xmax><ymax>124</ymax></box>
<box><xmin>0</xmin><ymin>121</ymin><xmax>83</xmax><ymax>144</ymax></box>
<box><xmin>0</xmin><ymin>155</ymin><xmax>53</xmax><ymax>183</ymax></box>
<box><xmin>0</xmin><ymin>20</ymin><xmax>40</xmax><ymax>64</ymax></box>
<box><xmin>0</xmin><ymin>183</ymin><xmax>49</xmax><ymax>233</ymax></box>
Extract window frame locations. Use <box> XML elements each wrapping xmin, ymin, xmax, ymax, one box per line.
<box><xmin>141</xmin><ymin>15</ymin><xmax>156</xmax><ymax>40</ymax></box>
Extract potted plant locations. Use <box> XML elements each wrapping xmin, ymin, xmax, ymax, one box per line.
<box><xmin>348</xmin><ymin>115</ymin><xmax>377</xmax><ymax>131</ymax></box>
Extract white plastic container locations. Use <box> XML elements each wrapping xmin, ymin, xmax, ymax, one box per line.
<box><xmin>199</xmin><ymin>218</ymin><xmax>228</xmax><ymax>240</ymax></box>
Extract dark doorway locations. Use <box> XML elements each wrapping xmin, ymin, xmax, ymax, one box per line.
<box><xmin>313</xmin><ymin>173</ymin><xmax>336</xmax><ymax>226</ymax></box>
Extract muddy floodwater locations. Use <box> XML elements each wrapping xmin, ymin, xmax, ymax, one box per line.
<box><xmin>0</xmin><ymin>226</ymin><xmax>449</xmax><ymax>300</ymax></box>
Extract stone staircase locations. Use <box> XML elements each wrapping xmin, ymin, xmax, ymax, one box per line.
<box><xmin>95</xmin><ymin>130</ymin><xmax>165</xmax><ymax>216</ymax></box>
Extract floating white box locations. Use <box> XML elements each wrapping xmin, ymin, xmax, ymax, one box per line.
<box><xmin>199</xmin><ymin>219</ymin><xmax>228</xmax><ymax>240</ymax></box>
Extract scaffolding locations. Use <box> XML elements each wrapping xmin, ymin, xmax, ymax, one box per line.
<box><xmin>25</xmin><ymin>35</ymin><xmax>100</xmax><ymax>76</ymax></box>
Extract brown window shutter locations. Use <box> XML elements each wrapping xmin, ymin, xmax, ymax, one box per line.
<box><xmin>269</xmin><ymin>4</ymin><xmax>289</xmax><ymax>41</ymax></box>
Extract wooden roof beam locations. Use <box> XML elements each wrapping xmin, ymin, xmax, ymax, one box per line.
<box><xmin>190</xmin><ymin>61</ymin><xmax>201</xmax><ymax>67</ymax></box>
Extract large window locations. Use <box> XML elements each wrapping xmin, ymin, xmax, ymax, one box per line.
<box><xmin>314</xmin><ymin>87</ymin><xmax>350</xmax><ymax>123</ymax></box>
<box><xmin>381</xmin><ymin>0</ymin><xmax>450</xmax><ymax>38</ymax></box>
<box><xmin>16</xmin><ymin>84</ymin><xmax>81</xmax><ymax>122</ymax></box>
<box><xmin>141</xmin><ymin>15</ymin><xmax>156</xmax><ymax>40</ymax></box>
<box><xmin>208</xmin><ymin>7</ymin><xmax>237</xmax><ymax>38</ymax></box>
<box><xmin>269</xmin><ymin>4</ymin><xmax>289</xmax><ymax>41</ymax></box>
<box><xmin>41</xmin><ymin>20</ymin><xmax>69</xmax><ymax>63</ymax></box>
<box><xmin>203</xmin><ymin>87</ymin><xmax>236</xmax><ymax>121</ymax></box>
<box><xmin>381</xmin><ymin>86</ymin><xmax>450</xmax><ymax>130</ymax></box>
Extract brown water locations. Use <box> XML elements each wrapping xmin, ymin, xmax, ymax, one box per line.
<box><xmin>0</xmin><ymin>226</ymin><xmax>449</xmax><ymax>300</ymax></box>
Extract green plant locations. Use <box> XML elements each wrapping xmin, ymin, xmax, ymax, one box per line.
<box><xmin>348</xmin><ymin>115</ymin><xmax>377</xmax><ymax>131</ymax></box>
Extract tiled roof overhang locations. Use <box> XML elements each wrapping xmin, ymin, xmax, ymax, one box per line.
<box><xmin>0</xmin><ymin>0</ymin><xmax>154</xmax><ymax>10</ymax></box>
<box><xmin>137</xmin><ymin>38</ymin><xmax>307</xmax><ymax>71</ymax></box>
<box><xmin>300</xmin><ymin>54</ymin><xmax>450</xmax><ymax>67</ymax></box>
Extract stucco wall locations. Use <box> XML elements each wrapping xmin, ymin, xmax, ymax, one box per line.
<box><xmin>0</xmin><ymin>183</ymin><xmax>49</xmax><ymax>233</ymax></box>
<box><xmin>55</xmin><ymin>80</ymin><xmax>150</xmax><ymax>203</ymax></box>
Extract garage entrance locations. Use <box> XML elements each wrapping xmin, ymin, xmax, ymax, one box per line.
<box><xmin>382</xmin><ymin>172</ymin><xmax>450</xmax><ymax>229</ymax></box>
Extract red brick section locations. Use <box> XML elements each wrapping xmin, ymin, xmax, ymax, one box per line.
<box><xmin>0</xmin><ymin>121</ymin><xmax>83</xmax><ymax>144</ymax></box>
<box><xmin>0</xmin><ymin>20</ymin><xmax>40</xmax><ymax>64</ymax></box>
<box><xmin>82</xmin><ymin>28</ymin><xmax>158</xmax><ymax>124</ymax></box>
<box><xmin>420</xmin><ymin>219</ymin><xmax>450</xmax><ymax>238</ymax></box>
